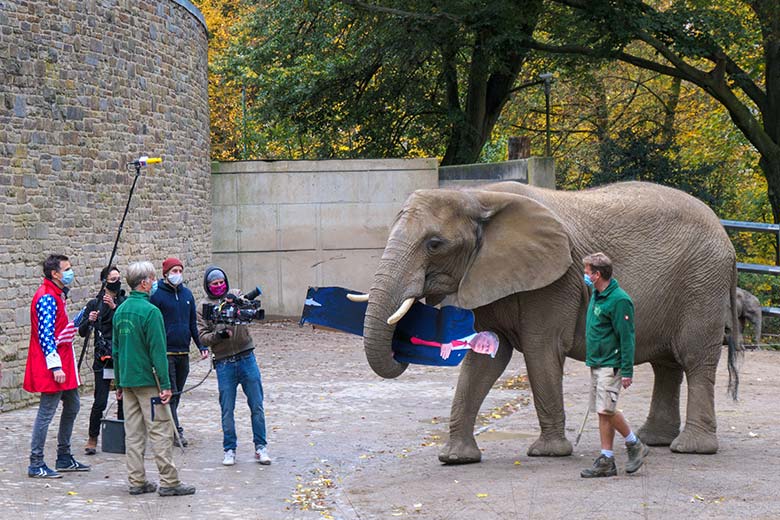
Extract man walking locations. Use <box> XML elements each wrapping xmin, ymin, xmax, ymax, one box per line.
<box><xmin>24</xmin><ymin>254</ymin><xmax>90</xmax><ymax>478</ymax></box>
<box><xmin>581</xmin><ymin>252</ymin><xmax>649</xmax><ymax>478</ymax></box>
<box><xmin>151</xmin><ymin>257</ymin><xmax>208</xmax><ymax>447</ymax></box>
<box><xmin>113</xmin><ymin>261</ymin><xmax>195</xmax><ymax>496</ymax></box>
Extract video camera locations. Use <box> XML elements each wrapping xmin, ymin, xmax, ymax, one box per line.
<box><xmin>202</xmin><ymin>286</ymin><xmax>265</xmax><ymax>325</ymax></box>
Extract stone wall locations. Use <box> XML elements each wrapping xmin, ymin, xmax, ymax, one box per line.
<box><xmin>0</xmin><ymin>1</ymin><xmax>211</xmax><ymax>409</ymax></box>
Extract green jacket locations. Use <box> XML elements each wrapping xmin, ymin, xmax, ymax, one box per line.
<box><xmin>585</xmin><ymin>278</ymin><xmax>635</xmax><ymax>378</ymax></box>
<box><xmin>112</xmin><ymin>291</ymin><xmax>171</xmax><ymax>389</ymax></box>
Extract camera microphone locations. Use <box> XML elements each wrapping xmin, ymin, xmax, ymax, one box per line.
<box><xmin>128</xmin><ymin>156</ymin><xmax>163</xmax><ymax>167</ymax></box>
<box><xmin>245</xmin><ymin>286</ymin><xmax>262</xmax><ymax>300</ymax></box>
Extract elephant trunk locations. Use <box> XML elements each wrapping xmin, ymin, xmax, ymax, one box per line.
<box><xmin>363</xmin><ymin>250</ymin><xmax>422</xmax><ymax>378</ymax></box>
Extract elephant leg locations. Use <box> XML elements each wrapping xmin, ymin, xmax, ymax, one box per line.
<box><xmin>670</xmin><ymin>348</ymin><xmax>720</xmax><ymax>454</ymax></box>
<box><xmin>638</xmin><ymin>362</ymin><xmax>682</xmax><ymax>445</ymax></box>
<box><xmin>438</xmin><ymin>337</ymin><xmax>513</xmax><ymax>465</ymax></box>
<box><xmin>523</xmin><ymin>334</ymin><xmax>572</xmax><ymax>457</ymax></box>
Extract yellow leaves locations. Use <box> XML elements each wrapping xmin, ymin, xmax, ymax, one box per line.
<box><xmin>476</xmin><ymin>493</ymin><xmax>489</xmax><ymax>498</ymax></box>
<box><xmin>66</xmin><ymin>491</ymin><xmax>78</xmax><ymax>496</ymax></box>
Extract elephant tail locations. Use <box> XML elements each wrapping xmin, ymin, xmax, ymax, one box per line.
<box><xmin>727</xmin><ymin>263</ymin><xmax>743</xmax><ymax>401</ymax></box>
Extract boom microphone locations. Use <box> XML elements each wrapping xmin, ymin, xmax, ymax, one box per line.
<box><xmin>128</xmin><ymin>156</ymin><xmax>163</xmax><ymax>167</ymax></box>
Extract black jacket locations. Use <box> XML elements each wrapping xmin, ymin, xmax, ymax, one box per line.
<box><xmin>77</xmin><ymin>290</ymin><xmax>126</xmax><ymax>371</ymax></box>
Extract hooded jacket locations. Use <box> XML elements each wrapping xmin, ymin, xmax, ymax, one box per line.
<box><xmin>150</xmin><ymin>277</ymin><xmax>205</xmax><ymax>354</ymax></box>
<box><xmin>197</xmin><ymin>266</ymin><xmax>254</xmax><ymax>361</ymax></box>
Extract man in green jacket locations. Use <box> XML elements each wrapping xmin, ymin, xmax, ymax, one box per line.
<box><xmin>580</xmin><ymin>252</ymin><xmax>649</xmax><ymax>478</ymax></box>
<box><xmin>112</xmin><ymin>261</ymin><xmax>195</xmax><ymax>496</ymax></box>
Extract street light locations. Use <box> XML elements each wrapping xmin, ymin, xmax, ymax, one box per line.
<box><xmin>538</xmin><ymin>72</ymin><xmax>553</xmax><ymax>157</ymax></box>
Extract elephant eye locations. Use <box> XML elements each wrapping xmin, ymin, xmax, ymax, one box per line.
<box><xmin>426</xmin><ymin>237</ymin><xmax>445</xmax><ymax>253</ymax></box>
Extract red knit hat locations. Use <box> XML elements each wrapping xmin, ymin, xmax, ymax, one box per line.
<box><xmin>162</xmin><ymin>257</ymin><xmax>183</xmax><ymax>275</ymax></box>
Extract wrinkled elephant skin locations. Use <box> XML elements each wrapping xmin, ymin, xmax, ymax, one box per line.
<box><xmin>362</xmin><ymin>181</ymin><xmax>738</xmax><ymax>463</ymax></box>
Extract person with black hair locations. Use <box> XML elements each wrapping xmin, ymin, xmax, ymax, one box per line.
<box><xmin>77</xmin><ymin>265</ymin><xmax>127</xmax><ymax>455</ymax></box>
<box><xmin>24</xmin><ymin>254</ymin><xmax>90</xmax><ymax>478</ymax></box>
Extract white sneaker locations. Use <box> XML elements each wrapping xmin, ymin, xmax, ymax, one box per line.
<box><xmin>222</xmin><ymin>449</ymin><xmax>236</xmax><ymax>466</ymax></box>
<box><xmin>255</xmin><ymin>446</ymin><xmax>271</xmax><ymax>465</ymax></box>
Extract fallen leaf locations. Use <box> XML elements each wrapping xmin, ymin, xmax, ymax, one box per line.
<box><xmin>513</xmin><ymin>460</ymin><xmax>522</xmax><ymax>465</ymax></box>
<box><xmin>748</xmin><ymin>432</ymin><xmax>759</xmax><ymax>438</ymax></box>
<box><xmin>477</xmin><ymin>493</ymin><xmax>488</xmax><ymax>498</ymax></box>
<box><xmin>67</xmin><ymin>491</ymin><xmax>78</xmax><ymax>496</ymax></box>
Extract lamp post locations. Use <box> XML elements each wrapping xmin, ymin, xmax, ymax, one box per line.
<box><xmin>539</xmin><ymin>72</ymin><xmax>553</xmax><ymax>157</ymax></box>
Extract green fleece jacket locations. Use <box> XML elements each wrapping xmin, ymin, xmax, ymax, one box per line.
<box><xmin>112</xmin><ymin>290</ymin><xmax>171</xmax><ymax>389</ymax></box>
<box><xmin>585</xmin><ymin>278</ymin><xmax>636</xmax><ymax>378</ymax></box>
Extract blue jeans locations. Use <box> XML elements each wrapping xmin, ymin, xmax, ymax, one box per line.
<box><xmin>215</xmin><ymin>351</ymin><xmax>267</xmax><ymax>451</ymax></box>
<box><xmin>30</xmin><ymin>389</ymin><xmax>80</xmax><ymax>467</ymax></box>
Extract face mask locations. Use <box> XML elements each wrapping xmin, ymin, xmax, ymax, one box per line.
<box><xmin>106</xmin><ymin>280</ymin><xmax>121</xmax><ymax>292</ymax></box>
<box><xmin>167</xmin><ymin>273</ymin><xmax>183</xmax><ymax>286</ymax></box>
<box><xmin>150</xmin><ymin>280</ymin><xmax>158</xmax><ymax>296</ymax></box>
<box><xmin>61</xmin><ymin>269</ymin><xmax>75</xmax><ymax>286</ymax></box>
<box><xmin>583</xmin><ymin>273</ymin><xmax>593</xmax><ymax>287</ymax></box>
<box><xmin>210</xmin><ymin>282</ymin><xmax>227</xmax><ymax>297</ymax></box>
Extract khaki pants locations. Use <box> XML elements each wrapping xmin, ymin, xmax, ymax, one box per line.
<box><xmin>589</xmin><ymin>367</ymin><xmax>622</xmax><ymax>415</ymax></box>
<box><xmin>123</xmin><ymin>386</ymin><xmax>180</xmax><ymax>488</ymax></box>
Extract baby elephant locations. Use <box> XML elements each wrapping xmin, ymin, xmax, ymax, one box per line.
<box><xmin>724</xmin><ymin>287</ymin><xmax>762</xmax><ymax>345</ymax></box>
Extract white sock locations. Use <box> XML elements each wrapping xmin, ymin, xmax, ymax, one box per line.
<box><xmin>625</xmin><ymin>431</ymin><xmax>637</xmax><ymax>444</ymax></box>
<box><xmin>600</xmin><ymin>449</ymin><xmax>614</xmax><ymax>458</ymax></box>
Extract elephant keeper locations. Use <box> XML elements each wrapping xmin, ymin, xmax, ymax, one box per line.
<box><xmin>112</xmin><ymin>261</ymin><xmax>196</xmax><ymax>496</ymax></box>
<box><xmin>580</xmin><ymin>252</ymin><xmax>649</xmax><ymax>478</ymax></box>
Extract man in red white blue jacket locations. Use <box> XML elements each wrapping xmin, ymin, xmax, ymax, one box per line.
<box><xmin>23</xmin><ymin>254</ymin><xmax>90</xmax><ymax>478</ymax></box>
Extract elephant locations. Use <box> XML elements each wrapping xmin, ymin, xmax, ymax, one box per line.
<box><xmin>360</xmin><ymin>180</ymin><xmax>741</xmax><ymax>464</ymax></box>
<box><xmin>724</xmin><ymin>287</ymin><xmax>762</xmax><ymax>345</ymax></box>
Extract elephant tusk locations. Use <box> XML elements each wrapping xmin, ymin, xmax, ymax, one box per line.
<box><xmin>347</xmin><ymin>293</ymin><xmax>369</xmax><ymax>302</ymax></box>
<box><xmin>387</xmin><ymin>297</ymin><xmax>415</xmax><ymax>325</ymax></box>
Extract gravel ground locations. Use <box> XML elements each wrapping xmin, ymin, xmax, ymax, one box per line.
<box><xmin>1</xmin><ymin>320</ymin><xmax>778</xmax><ymax>519</ymax></box>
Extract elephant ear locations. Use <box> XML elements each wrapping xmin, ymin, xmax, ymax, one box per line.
<box><xmin>457</xmin><ymin>191</ymin><xmax>572</xmax><ymax>309</ymax></box>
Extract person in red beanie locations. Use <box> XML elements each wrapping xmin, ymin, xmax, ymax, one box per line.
<box><xmin>150</xmin><ymin>257</ymin><xmax>208</xmax><ymax>447</ymax></box>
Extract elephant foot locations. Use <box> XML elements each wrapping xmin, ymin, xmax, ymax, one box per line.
<box><xmin>527</xmin><ymin>435</ymin><xmax>572</xmax><ymax>457</ymax></box>
<box><xmin>638</xmin><ymin>422</ymin><xmax>679</xmax><ymax>446</ymax></box>
<box><xmin>670</xmin><ymin>428</ymin><xmax>718</xmax><ymax>454</ymax></box>
<box><xmin>438</xmin><ymin>438</ymin><xmax>482</xmax><ymax>465</ymax></box>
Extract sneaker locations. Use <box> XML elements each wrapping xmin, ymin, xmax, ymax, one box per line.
<box><xmin>28</xmin><ymin>464</ymin><xmax>62</xmax><ymax>479</ymax></box>
<box><xmin>580</xmin><ymin>454</ymin><xmax>617</xmax><ymax>478</ymax></box>
<box><xmin>129</xmin><ymin>481</ymin><xmax>158</xmax><ymax>495</ymax></box>
<box><xmin>255</xmin><ymin>446</ymin><xmax>271</xmax><ymax>465</ymax></box>
<box><xmin>223</xmin><ymin>449</ymin><xmax>236</xmax><ymax>466</ymax></box>
<box><xmin>625</xmin><ymin>438</ymin><xmax>650</xmax><ymax>474</ymax></box>
<box><xmin>55</xmin><ymin>454</ymin><xmax>91</xmax><ymax>472</ymax></box>
<box><xmin>85</xmin><ymin>436</ymin><xmax>98</xmax><ymax>456</ymax></box>
<box><xmin>159</xmin><ymin>483</ymin><xmax>196</xmax><ymax>497</ymax></box>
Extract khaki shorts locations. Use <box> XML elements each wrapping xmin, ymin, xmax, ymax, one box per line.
<box><xmin>589</xmin><ymin>367</ymin><xmax>622</xmax><ymax>415</ymax></box>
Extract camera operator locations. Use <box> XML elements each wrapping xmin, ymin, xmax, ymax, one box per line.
<box><xmin>77</xmin><ymin>265</ymin><xmax>126</xmax><ymax>456</ymax></box>
<box><xmin>197</xmin><ymin>266</ymin><xmax>270</xmax><ymax>466</ymax></box>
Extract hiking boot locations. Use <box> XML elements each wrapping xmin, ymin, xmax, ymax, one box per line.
<box><xmin>580</xmin><ymin>454</ymin><xmax>617</xmax><ymax>478</ymax></box>
<box><xmin>85</xmin><ymin>436</ymin><xmax>98</xmax><ymax>456</ymax></box>
<box><xmin>255</xmin><ymin>446</ymin><xmax>271</xmax><ymax>465</ymax></box>
<box><xmin>223</xmin><ymin>449</ymin><xmax>236</xmax><ymax>466</ymax></box>
<box><xmin>28</xmin><ymin>464</ymin><xmax>62</xmax><ymax>479</ymax></box>
<box><xmin>159</xmin><ymin>483</ymin><xmax>196</xmax><ymax>496</ymax></box>
<box><xmin>55</xmin><ymin>454</ymin><xmax>91</xmax><ymax>472</ymax></box>
<box><xmin>129</xmin><ymin>481</ymin><xmax>158</xmax><ymax>495</ymax></box>
<box><xmin>173</xmin><ymin>429</ymin><xmax>188</xmax><ymax>448</ymax></box>
<box><xmin>625</xmin><ymin>438</ymin><xmax>650</xmax><ymax>474</ymax></box>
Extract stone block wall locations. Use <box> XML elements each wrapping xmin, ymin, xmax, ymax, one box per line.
<box><xmin>0</xmin><ymin>1</ymin><xmax>210</xmax><ymax>409</ymax></box>
<box><xmin>211</xmin><ymin>159</ymin><xmax>439</xmax><ymax>316</ymax></box>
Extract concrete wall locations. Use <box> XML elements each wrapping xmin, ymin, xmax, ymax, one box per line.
<box><xmin>439</xmin><ymin>157</ymin><xmax>555</xmax><ymax>189</ymax></box>
<box><xmin>211</xmin><ymin>159</ymin><xmax>438</xmax><ymax>317</ymax></box>
<box><xmin>0</xmin><ymin>1</ymin><xmax>210</xmax><ymax>409</ymax></box>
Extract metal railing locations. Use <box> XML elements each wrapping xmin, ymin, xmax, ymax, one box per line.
<box><xmin>721</xmin><ymin>219</ymin><xmax>780</xmax><ymax>317</ymax></box>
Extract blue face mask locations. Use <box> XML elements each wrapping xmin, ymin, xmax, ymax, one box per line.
<box><xmin>151</xmin><ymin>280</ymin><xmax>158</xmax><ymax>296</ymax></box>
<box><xmin>61</xmin><ymin>269</ymin><xmax>75</xmax><ymax>286</ymax></box>
<box><xmin>583</xmin><ymin>273</ymin><xmax>593</xmax><ymax>287</ymax></box>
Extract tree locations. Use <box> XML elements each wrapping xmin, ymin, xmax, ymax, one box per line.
<box><xmin>531</xmin><ymin>0</ymin><xmax>780</xmax><ymax>222</ymax></box>
<box><xmin>221</xmin><ymin>0</ymin><xmax>546</xmax><ymax>164</ymax></box>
